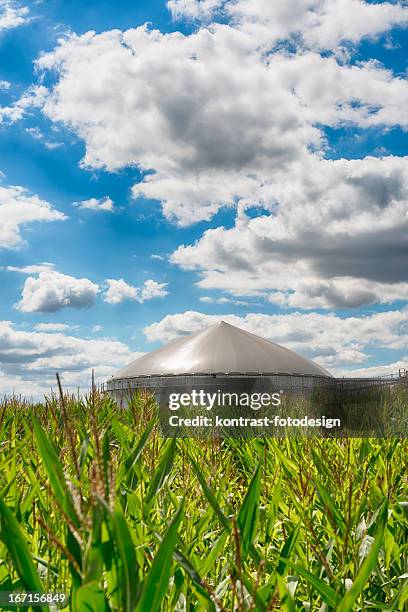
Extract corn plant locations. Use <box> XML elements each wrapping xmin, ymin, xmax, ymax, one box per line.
<box><xmin>0</xmin><ymin>391</ymin><xmax>407</xmax><ymax>610</ymax></box>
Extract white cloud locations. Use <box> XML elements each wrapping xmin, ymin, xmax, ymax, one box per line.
<box><xmin>143</xmin><ymin>308</ymin><xmax>408</xmax><ymax>370</ymax></box>
<box><xmin>332</xmin><ymin>359</ymin><xmax>408</xmax><ymax>379</ymax></box>
<box><xmin>3</xmin><ymin>262</ymin><xmax>55</xmax><ymax>274</ymax></box>
<box><xmin>9</xmin><ymin>270</ymin><xmax>168</xmax><ymax>312</ymax></box>
<box><xmin>200</xmin><ymin>296</ymin><xmax>227</xmax><ymax>303</ymax></box>
<box><xmin>0</xmin><ymin>85</ymin><xmax>48</xmax><ymax>124</ymax></box>
<box><xmin>34</xmin><ymin>323</ymin><xmax>72</xmax><ymax>332</ymax></box>
<box><xmin>169</xmin><ymin>0</ymin><xmax>408</xmax><ymax>50</ymax></box>
<box><xmin>237</xmin><ymin>0</ymin><xmax>408</xmax><ymax>50</ymax></box>
<box><xmin>171</xmin><ymin>155</ymin><xmax>408</xmax><ymax>308</ymax></box>
<box><xmin>132</xmin><ymin>171</ymin><xmax>268</xmax><ymax>226</ymax></box>
<box><xmin>6</xmin><ymin>2</ymin><xmax>405</xmax><ymax>314</ymax></box>
<box><xmin>73</xmin><ymin>196</ymin><xmax>115</xmax><ymax>212</ymax></box>
<box><xmin>0</xmin><ymin>320</ymin><xmax>140</xmax><ymax>397</ymax></box>
<box><xmin>269</xmin><ymin>53</ymin><xmax>408</xmax><ymax>129</ymax></box>
<box><xmin>25</xmin><ymin>126</ymin><xmax>63</xmax><ymax>150</ymax></box>
<box><xmin>199</xmin><ymin>295</ymin><xmax>251</xmax><ymax>305</ymax></box>
<box><xmin>0</xmin><ymin>80</ymin><xmax>11</xmax><ymax>90</ymax></box>
<box><xmin>0</xmin><ymin>182</ymin><xmax>66</xmax><ymax>249</ymax></box>
<box><xmin>33</xmin><ymin>19</ymin><xmax>408</xmax><ymax>224</ymax></box>
<box><xmin>139</xmin><ymin>279</ymin><xmax>169</xmax><ymax>302</ymax></box>
<box><xmin>16</xmin><ymin>270</ymin><xmax>99</xmax><ymax>313</ymax></box>
<box><xmin>103</xmin><ymin>278</ymin><xmax>168</xmax><ymax>305</ymax></box>
<box><xmin>168</xmin><ymin>0</ymin><xmax>225</xmax><ymax>20</ymax></box>
<box><xmin>301</xmin><ymin>0</ymin><xmax>408</xmax><ymax>49</ymax></box>
<box><xmin>36</xmin><ymin>26</ymin><xmax>318</xmax><ymax>223</ymax></box>
<box><xmin>0</xmin><ymin>0</ymin><xmax>29</xmax><ymax>33</ymax></box>
<box><xmin>104</xmin><ymin>279</ymin><xmax>138</xmax><ymax>304</ymax></box>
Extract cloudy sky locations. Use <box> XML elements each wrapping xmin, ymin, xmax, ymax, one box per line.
<box><xmin>1</xmin><ymin>0</ymin><xmax>407</xmax><ymax>396</ymax></box>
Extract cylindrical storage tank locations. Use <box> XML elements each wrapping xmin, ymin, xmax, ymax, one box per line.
<box><xmin>106</xmin><ymin>321</ymin><xmax>333</xmax><ymax>407</ymax></box>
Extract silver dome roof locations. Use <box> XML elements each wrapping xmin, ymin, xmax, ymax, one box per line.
<box><xmin>113</xmin><ymin>321</ymin><xmax>332</xmax><ymax>379</ymax></box>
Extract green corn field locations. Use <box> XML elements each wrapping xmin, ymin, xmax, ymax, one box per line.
<box><xmin>0</xmin><ymin>391</ymin><xmax>407</xmax><ymax>611</ymax></box>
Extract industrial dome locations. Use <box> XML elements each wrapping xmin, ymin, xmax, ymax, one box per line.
<box><xmin>113</xmin><ymin>320</ymin><xmax>332</xmax><ymax>379</ymax></box>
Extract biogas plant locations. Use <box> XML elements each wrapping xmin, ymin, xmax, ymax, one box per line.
<box><xmin>106</xmin><ymin>321</ymin><xmax>333</xmax><ymax>406</ymax></box>
<box><xmin>106</xmin><ymin>320</ymin><xmax>407</xmax><ymax>409</ymax></box>
<box><xmin>103</xmin><ymin>320</ymin><xmax>362</xmax><ymax>405</ymax></box>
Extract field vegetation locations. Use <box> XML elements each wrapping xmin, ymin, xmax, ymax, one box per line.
<box><xmin>0</xmin><ymin>390</ymin><xmax>407</xmax><ymax>611</ymax></box>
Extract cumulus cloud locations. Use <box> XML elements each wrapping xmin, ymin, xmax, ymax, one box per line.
<box><xmin>73</xmin><ymin>196</ymin><xmax>115</xmax><ymax>212</ymax></box>
<box><xmin>16</xmin><ymin>270</ymin><xmax>99</xmax><ymax>313</ymax></box>
<box><xmin>168</xmin><ymin>0</ymin><xmax>225</xmax><ymax>20</ymax></box>
<box><xmin>139</xmin><ymin>279</ymin><xmax>169</xmax><ymax>302</ymax></box>
<box><xmin>0</xmin><ymin>320</ymin><xmax>141</xmax><ymax>397</ymax></box>
<box><xmin>103</xmin><ymin>278</ymin><xmax>168</xmax><ymax>305</ymax></box>
<box><xmin>7</xmin><ymin>268</ymin><xmax>168</xmax><ymax>311</ymax></box>
<box><xmin>103</xmin><ymin>279</ymin><xmax>138</xmax><ymax>304</ymax></box>
<box><xmin>168</xmin><ymin>0</ymin><xmax>408</xmax><ymax>50</ymax></box>
<box><xmin>232</xmin><ymin>0</ymin><xmax>408</xmax><ymax>50</ymax></box>
<box><xmin>8</xmin><ymin>1</ymin><xmax>406</xmax><ymax>314</ymax></box>
<box><xmin>0</xmin><ymin>183</ymin><xmax>66</xmax><ymax>249</ymax></box>
<box><xmin>0</xmin><ymin>0</ymin><xmax>29</xmax><ymax>33</ymax></box>
<box><xmin>171</xmin><ymin>156</ymin><xmax>408</xmax><ymax>308</ymax></box>
<box><xmin>143</xmin><ymin>308</ymin><xmax>408</xmax><ymax>370</ymax></box>
<box><xmin>33</xmin><ymin>16</ymin><xmax>408</xmax><ymax>224</ymax></box>
<box><xmin>0</xmin><ymin>85</ymin><xmax>48</xmax><ymax>124</ymax></box>
<box><xmin>36</xmin><ymin>26</ymin><xmax>317</xmax><ymax>223</ymax></box>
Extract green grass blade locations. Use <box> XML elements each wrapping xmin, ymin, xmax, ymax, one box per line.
<box><xmin>277</xmin><ymin>523</ymin><xmax>300</xmax><ymax>575</ymax></box>
<box><xmin>145</xmin><ymin>438</ymin><xmax>176</xmax><ymax>506</ymax></box>
<box><xmin>338</xmin><ymin>501</ymin><xmax>388</xmax><ymax>612</ymax></box>
<box><xmin>137</xmin><ymin>501</ymin><xmax>184</xmax><ymax>611</ymax></box>
<box><xmin>111</xmin><ymin>417</ymin><xmax>132</xmax><ymax>454</ymax></box>
<box><xmin>313</xmin><ymin>477</ymin><xmax>345</xmax><ymax>533</ymax></box>
<box><xmin>122</xmin><ymin>417</ymin><xmax>156</xmax><ymax>489</ymax></box>
<box><xmin>189</xmin><ymin>455</ymin><xmax>231</xmax><ymax>532</ymax></box>
<box><xmin>171</xmin><ymin>547</ymin><xmax>215</xmax><ymax>610</ymax></box>
<box><xmin>237</xmin><ymin>462</ymin><xmax>261</xmax><ymax>558</ymax></box>
<box><xmin>231</xmin><ymin>564</ymin><xmax>267</xmax><ymax>612</ymax></box>
<box><xmin>199</xmin><ymin>531</ymin><xmax>228</xmax><ymax>576</ymax></box>
<box><xmin>311</xmin><ymin>447</ymin><xmax>335</xmax><ymax>483</ymax></box>
<box><xmin>0</xmin><ymin>497</ymin><xmax>44</xmax><ymax>595</ymax></box>
<box><xmin>111</xmin><ymin>504</ymin><xmax>139</xmax><ymax>612</ymax></box>
<box><xmin>73</xmin><ymin>581</ymin><xmax>110</xmax><ymax>611</ymax></box>
<box><xmin>31</xmin><ymin>415</ymin><xmax>80</xmax><ymax>528</ymax></box>
<box><xmin>125</xmin><ymin>417</ymin><xmax>156</xmax><ymax>474</ymax></box>
<box><xmin>277</xmin><ymin>576</ymin><xmax>297</xmax><ymax>612</ymax></box>
<box><xmin>282</xmin><ymin>559</ymin><xmax>338</xmax><ymax>608</ymax></box>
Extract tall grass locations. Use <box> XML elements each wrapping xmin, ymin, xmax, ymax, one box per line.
<box><xmin>0</xmin><ymin>391</ymin><xmax>407</xmax><ymax>610</ymax></box>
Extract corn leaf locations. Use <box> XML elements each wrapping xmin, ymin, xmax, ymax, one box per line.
<box><xmin>237</xmin><ymin>462</ymin><xmax>261</xmax><ymax>558</ymax></box>
<box><xmin>137</xmin><ymin>501</ymin><xmax>184</xmax><ymax>611</ymax></box>
<box><xmin>338</xmin><ymin>501</ymin><xmax>388</xmax><ymax>612</ymax></box>
<box><xmin>0</xmin><ymin>497</ymin><xmax>44</xmax><ymax>595</ymax></box>
<box><xmin>145</xmin><ymin>437</ymin><xmax>176</xmax><ymax>506</ymax></box>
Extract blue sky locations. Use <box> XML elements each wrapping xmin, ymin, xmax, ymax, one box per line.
<box><xmin>0</xmin><ymin>0</ymin><xmax>407</xmax><ymax>395</ymax></box>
